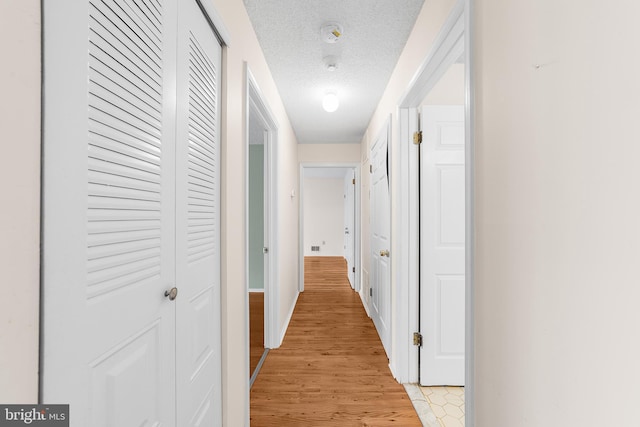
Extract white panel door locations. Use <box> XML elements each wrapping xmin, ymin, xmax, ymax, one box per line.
<box><xmin>175</xmin><ymin>1</ymin><xmax>222</xmax><ymax>425</ymax></box>
<box><xmin>370</xmin><ymin>132</ymin><xmax>391</xmax><ymax>356</ymax></box>
<box><xmin>419</xmin><ymin>105</ymin><xmax>465</xmax><ymax>386</ymax></box>
<box><xmin>344</xmin><ymin>170</ymin><xmax>355</xmax><ymax>288</ymax></box>
<box><xmin>43</xmin><ymin>0</ymin><xmax>178</xmax><ymax>425</ymax></box>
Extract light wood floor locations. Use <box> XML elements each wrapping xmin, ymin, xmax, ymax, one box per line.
<box><xmin>249</xmin><ymin>292</ymin><xmax>265</xmax><ymax>376</ymax></box>
<box><xmin>250</xmin><ymin>256</ymin><xmax>421</xmax><ymax>426</ymax></box>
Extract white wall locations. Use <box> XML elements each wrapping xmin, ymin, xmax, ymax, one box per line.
<box><xmin>473</xmin><ymin>1</ymin><xmax>640</xmax><ymax>425</ymax></box>
<box><xmin>298</xmin><ymin>143</ymin><xmax>361</xmax><ymax>163</ymax></box>
<box><xmin>303</xmin><ymin>178</ymin><xmax>345</xmax><ymax>256</ymax></box>
<box><xmin>0</xmin><ymin>0</ymin><xmax>41</xmax><ymax>404</ymax></box>
<box><xmin>422</xmin><ymin>62</ymin><xmax>465</xmax><ymax>106</ymax></box>
<box><xmin>209</xmin><ymin>0</ymin><xmax>300</xmax><ymax>422</ymax></box>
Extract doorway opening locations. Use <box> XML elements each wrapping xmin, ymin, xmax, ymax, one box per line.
<box><xmin>245</xmin><ymin>65</ymin><xmax>279</xmax><ymax>387</ymax></box>
<box><xmin>298</xmin><ymin>163</ymin><xmax>361</xmax><ymax>294</ymax></box>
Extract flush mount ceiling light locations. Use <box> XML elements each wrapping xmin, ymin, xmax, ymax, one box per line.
<box><xmin>322</xmin><ymin>92</ymin><xmax>339</xmax><ymax>112</ymax></box>
<box><xmin>320</xmin><ymin>22</ymin><xmax>343</xmax><ymax>43</ymax></box>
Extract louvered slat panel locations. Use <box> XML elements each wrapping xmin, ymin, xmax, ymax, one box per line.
<box><xmin>88</xmin><ymin>168</ymin><xmax>161</xmax><ymax>195</ymax></box>
<box><xmin>89</xmin><ymin>85</ymin><xmax>161</xmax><ymax>140</ymax></box>
<box><xmin>88</xmin><ymin>156</ymin><xmax>161</xmax><ymax>186</ymax></box>
<box><xmin>88</xmin><ymin>209</ymin><xmax>162</xmax><ymax>223</ymax></box>
<box><xmin>88</xmin><ymin>184</ymin><xmax>161</xmax><ymax>205</ymax></box>
<box><xmin>88</xmin><ymin>239</ymin><xmax>161</xmax><ymax>262</ymax></box>
<box><xmin>90</xmin><ymin>80</ymin><xmax>160</xmax><ymax>127</ymax></box>
<box><xmin>89</xmin><ymin>1</ymin><xmax>162</xmax><ymax>81</ymax></box>
<box><xmin>189</xmin><ymin>93</ymin><xmax>217</xmax><ymax>135</ymax></box>
<box><xmin>91</xmin><ymin>59</ymin><xmax>162</xmax><ymax>117</ymax></box>
<box><xmin>87</xmin><ymin>218</ymin><xmax>160</xmax><ymax>235</ymax></box>
<box><xmin>187</xmin><ymin>32</ymin><xmax>218</xmax><ymax>264</ymax></box>
<box><xmin>87</xmin><ymin>0</ymin><xmax>163</xmax><ymax>298</ymax></box>
<box><xmin>89</xmin><ymin>115</ymin><xmax>162</xmax><ymax>155</ymax></box>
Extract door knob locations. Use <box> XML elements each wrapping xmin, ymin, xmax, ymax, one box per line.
<box><xmin>263</xmin><ymin>247</ymin><xmax>269</xmax><ymax>254</ymax></box>
<box><xmin>380</xmin><ymin>250</ymin><xmax>389</xmax><ymax>257</ymax></box>
<box><xmin>164</xmin><ymin>287</ymin><xmax>178</xmax><ymax>301</ymax></box>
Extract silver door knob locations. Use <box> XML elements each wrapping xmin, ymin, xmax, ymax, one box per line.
<box><xmin>380</xmin><ymin>250</ymin><xmax>390</xmax><ymax>257</ymax></box>
<box><xmin>164</xmin><ymin>287</ymin><xmax>178</xmax><ymax>301</ymax></box>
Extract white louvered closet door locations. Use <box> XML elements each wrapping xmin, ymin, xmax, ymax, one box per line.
<box><xmin>175</xmin><ymin>1</ymin><xmax>222</xmax><ymax>426</ymax></box>
<box><xmin>43</xmin><ymin>0</ymin><xmax>222</xmax><ymax>426</ymax></box>
<box><xmin>43</xmin><ymin>0</ymin><xmax>178</xmax><ymax>424</ymax></box>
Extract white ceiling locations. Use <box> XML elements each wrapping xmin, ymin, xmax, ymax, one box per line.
<box><xmin>243</xmin><ymin>0</ymin><xmax>425</xmax><ymax>144</ymax></box>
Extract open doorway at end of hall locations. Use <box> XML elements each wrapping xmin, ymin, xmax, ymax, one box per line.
<box><xmin>298</xmin><ymin>164</ymin><xmax>361</xmax><ymax>294</ymax></box>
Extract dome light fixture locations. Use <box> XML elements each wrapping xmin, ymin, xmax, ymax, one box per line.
<box><xmin>322</xmin><ymin>92</ymin><xmax>340</xmax><ymax>113</ymax></box>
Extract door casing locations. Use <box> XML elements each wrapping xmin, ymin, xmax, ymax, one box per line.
<box><xmin>394</xmin><ymin>0</ymin><xmax>474</xmax><ymax>420</ymax></box>
<box><xmin>344</xmin><ymin>170</ymin><xmax>356</xmax><ymax>288</ymax></box>
<box><xmin>244</xmin><ymin>65</ymin><xmax>279</xmax><ymax>354</ymax></box>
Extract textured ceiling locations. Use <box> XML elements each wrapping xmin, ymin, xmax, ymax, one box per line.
<box><xmin>244</xmin><ymin>0</ymin><xmax>424</xmax><ymax>144</ymax></box>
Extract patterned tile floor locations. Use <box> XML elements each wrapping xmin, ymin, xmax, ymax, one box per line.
<box><xmin>420</xmin><ymin>386</ymin><xmax>465</xmax><ymax>427</ymax></box>
<box><xmin>404</xmin><ymin>384</ymin><xmax>465</xmax><ymax>427</ymax></box>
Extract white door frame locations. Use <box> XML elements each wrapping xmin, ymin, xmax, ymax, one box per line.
<box><xmin>298</xmin><ymin>163</ymin><xmax>361</xmax><ymax>293</ymax></box>
<box><xmin>344</xmin><ymin>169</ymin><xmax>356</xmax><ymax>289</ymax></box>
<box><xmin>244</xmin><ymin>64</ymin><xmax>280</xmax><ymax>357</ymax></box>
<box><xmin>394</xmin><ymin>0</ymin><xmax>474</xmax><ymax>421</ymax></box>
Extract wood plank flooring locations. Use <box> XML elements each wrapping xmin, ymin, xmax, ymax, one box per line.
<box><xmin>250</xmin><ymin>256</ymin><xmax>421</xmax><ymax>426</ymax></box>
<box><xmin>250</xmin><ymin>292</ymin><xmax>265</xmax><ymax>376</ymax></box>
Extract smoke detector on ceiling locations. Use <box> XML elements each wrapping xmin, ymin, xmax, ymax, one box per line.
<box><xmin>320</xmin><ymin>22</ymin><xmax>343</xmax><ymax>43</ymax></box>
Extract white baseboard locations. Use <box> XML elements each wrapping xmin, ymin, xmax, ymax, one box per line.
<box><xmin>248</xmin><ymin>288</ymin><xmax>265</xmax><ymax>293</ymax></box>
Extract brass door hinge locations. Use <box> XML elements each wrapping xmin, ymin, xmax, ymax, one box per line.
<box><xmin>352</xmin><ymin>178</ymin><xmax>356</xmax><ymax>185</ymax></box>
<box><xmin>413</xmin><ymin>332</ymin><xmax>423</xmax><ymax>346</ymax></box>
<box><xmin>413</xmin><ymin>131</ymin><xmax>423</xmax><ymax>145</ymax></box>
<box><xmin>370</xmin><ymin>164</ymin><xmax>373</xmax><ymax>173</ymax></box>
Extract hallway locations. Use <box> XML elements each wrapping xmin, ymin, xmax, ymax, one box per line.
<box><xmin>250</xmin><ymin>257</ymin><xmax>421</xmax><ymax>426</ymax></box>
